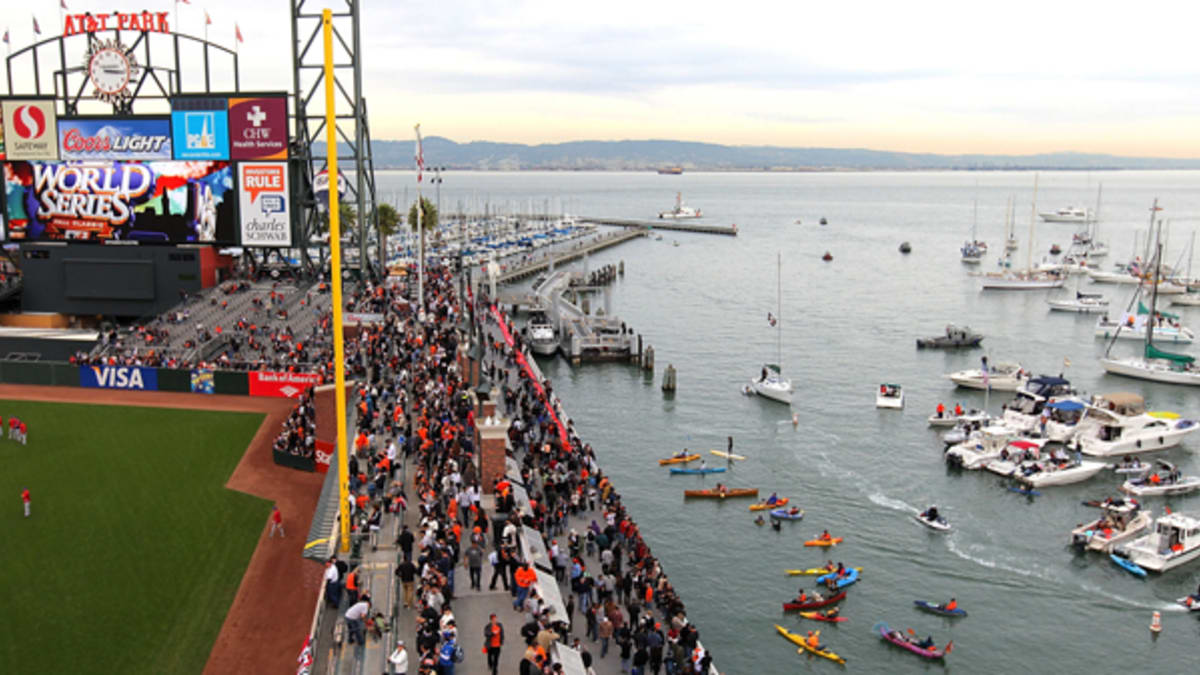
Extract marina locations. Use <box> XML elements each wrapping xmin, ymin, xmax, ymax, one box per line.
<box><xmin>404</xmin><ymin>168</ymin><xmax>1200</xmax><ymax>673</ymax></box>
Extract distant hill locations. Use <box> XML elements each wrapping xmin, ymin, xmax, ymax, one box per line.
<box><xmin>316</xmin><ymin>137</ymin><xmax>1200</xmax><ymax>171</ymax></box>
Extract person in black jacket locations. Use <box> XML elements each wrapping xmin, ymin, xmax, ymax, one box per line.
<box><xmin>483</xmin><ymin>613</ymin><xmax>504</xmax><ymax>675</ymax></box>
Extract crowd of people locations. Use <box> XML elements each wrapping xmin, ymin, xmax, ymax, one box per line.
<box><xmin>314</xmin><ymin>261</ymin><xmax>713</xmax><ymax>674</ymax></box>
<box><xmin>271</xmin><ymin>390</ymin><xmax>318</xmax><ymax>461</ymax></box>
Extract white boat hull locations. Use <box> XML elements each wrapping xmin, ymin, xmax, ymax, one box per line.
<box><xmin>1019</xmin><ymin>461</ymin><xmax>1107</xmax><ymax>487</ymax></box>
<box><xmin>1099</xmin><ymin>357</ymin><xmax>1200</xmax><ymax>385</ymax></box>
<box><xmin>1095</xmin><ymin>323</ymin><xmax>1194</xmax><ymax>344</ymax></box>
<box><xmin>1048</xmin><ymin>299</ymin><xmax>1108</xmax><ymax>313</ymax></box>
<box><xmin>1172</xmin><ymin>294</ymin><xmax>1200</xmax><ymax>306</ymax></box>
<box><xmin>946</xmin><ymin>370</ymin><xmax>1028</xmax><ymax>392</ymax></box>
<box><xmin>877</xmin><ymin>390</ymin><xmax>904</xmax><ymax>409</ymax></box>
<box><xmin>980</xmin><ymin>276</ymin><xmax>1064</xmax><ymax>290</ymax></box>
<box><xmin>530</xmin><ymin>340</ymin><xmax>558</xmax><ymax>356</ymax></box>
<box><xmin>1071</xmin><ymin>511</ymin><xmax>1152</xmax><ymax>553</ymax></box>
<box><xmin>913</xmin><ymin>513</ymin><xmax>951</xmax><ymax>531</ymax></box>
<box><xmin>928</xmin><ymin>411</ymin><xmax>989</xmax><ymax>427</ymax></box>
<box><xmin>1122</xmin><ymin>476</ymin><xmax>1200</xmax><ymax>497</ymax></box>
<box><xmin>1079</xmin><ymin>420</ymin><xmax>1199</xmax><ymax>457</ymax></box>
<box><xmin>753</xmin><ymin>377</ymin><xmax>793</xmax><ymax>404</ymax></box>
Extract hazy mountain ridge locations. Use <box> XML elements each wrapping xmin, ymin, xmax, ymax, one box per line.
<box><xmin>320</xmin><ymin>138</ymin><xmax>1200</xmax><ymax>171</ymax></box>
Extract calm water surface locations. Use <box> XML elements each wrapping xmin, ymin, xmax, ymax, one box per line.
<box><xmin>385</xmin><ymin>170</ymin><xmax>1200</xmax><ymax>672</ymax></box>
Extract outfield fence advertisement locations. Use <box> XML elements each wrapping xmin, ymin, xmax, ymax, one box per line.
<box><xmin>248</xmin><ymin>370</ymin><xmax>322</xmax><ymax>398</ymax></box>
<box><xmin>79</xmin><ymin>364</ymin><xmax>159</xmax><ymax>390</ymax></box>
<box><xmin>238</xmin><ymin>162</ymin><xmax>291</xmax><ymax>246</ymax></box>
<box><xmin>3</xmin><ymin>160</ymin><xmax>236</xmax><ymax>242</ymax></box>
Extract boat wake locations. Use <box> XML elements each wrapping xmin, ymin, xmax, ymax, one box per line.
<box><xmin>946</xmin><ymin>538</ymin><xmax>1059</xmax><ymax>584</ymax></box>
<box><xmin>868</xmin><ymin>491</ymin><xmax>917</xmax><ymax>514</ymax></box>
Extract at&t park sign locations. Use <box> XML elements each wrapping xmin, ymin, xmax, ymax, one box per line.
<box><xmin>62</xmin><ymin>10</ymin><xmax>171</xmax><ymax>36</ymax></box>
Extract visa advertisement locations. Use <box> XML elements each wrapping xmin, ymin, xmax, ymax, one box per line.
<box><xmin>58</xmin><ymin>118</ymin><xmax>172</xmax><ymax>161</ymax></box>
<box><xmin>79</xmin><ymin>365</ymin><xmax>159</xmax><ymax>390</ymax></box>
<box><xmin>4</xmin><ymin>160</ymin><xmax>236</xmax><ymax>242</ymax></box>
<box><xmin>170</xmin><ymin>97</ymin><xmax>229</xmax><ymax>160</ymax></box>
<box><xmin>238</xmin><ymin>162</ymin><xmax>292</xmax><ymax>246</ymax></box>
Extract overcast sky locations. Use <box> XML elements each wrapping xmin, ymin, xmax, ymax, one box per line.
<box><xmin>10</xmin><ymin>0</ymin><xmax>1200</xmax><ymax>157</ymax></box>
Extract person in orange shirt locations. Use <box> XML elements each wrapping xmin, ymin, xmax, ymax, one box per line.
<box><xmin>513</xmin><ymin>563</ymin><xmax>536</xmax><ymax>610</ymax></box>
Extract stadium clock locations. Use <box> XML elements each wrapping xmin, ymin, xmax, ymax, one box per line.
<box><xmin>84</xmin><ymin>40</ymin><xmax>139</xmax><ymax>104</ymax></box>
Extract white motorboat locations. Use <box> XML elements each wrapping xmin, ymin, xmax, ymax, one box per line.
<box><xmin>751</xmin><ymin>253</ymin><xmax>793</xmax><ymax>405</ymax></box>
<box><xmin>1047</xmin><ymin>291</ymin><xmax>1108</xmax><ymax>313</ymax></box>
<box><xmin>946</xmin><ymin>430</ymin><xmax>1042</xmax><ymax>471</ymax></box>
<box><xmin>946</xmin><ymin>360</ymin><xmax>1029</xmax><ymax>391</ymax></box>
<box><xmin>876</xmin><ymin>384</ymin><xmax>903</xmax><ymax>409</ymax></box>
<box><xmin>1116</xmin><ymin>511</ymin><xmax>1200</xmax><ymax>572</ymax></box>
<box><xmin>525</xmin><ymin>311</ymin><xmax>558</xmax><ymax>356</ymax></box>
<box><xmin>979</xmin><ymin>271</ymin><xmax>1064</xmax><ymax>290</ymax></box>
<box><xmin>984</xmin><ymin>439</ymin><xmax>1048</xmax><ymax>476</ymax></box>
<box><xmin>1000</xmin><ymin>375</ymin><xmax>1080</xmax><ymax>436</ymax></box>
<box><xmin>658</xmin><ymin>192</ymin><xmax>701</xmax><ymax>219</ymax></box>
<box><xmin>1121</xmin><ymin>462</ymin><xmax>1200</xmax><ymax>497</ymax></box>
<box><xmin>1039</xmin><ymin>206</ymin><xmax>1092</xmax><ymax>223</ymax></box>
<box><xmin>1074</xmin><ymin>393</ymin><xmax>1199</xmax><ymax>457</ymax></box>
<box><xmin>928</xmin><ymin>407</ymin><xmax>989</xmax><ymax>428</ymax></box>
<box><xmin>1070</xmin><ymin>499</ymin><xmax>1151</xmax><ymax>553</ymax></box>
<box><xmin>1172</xmin><ymin>293</ymin><xmax>1200</xmax><ymax>306</ymax></box>
<box><xmin>1015</xmin><ymin>455</ymin><xmax>1108</xmax><ymax>488</ymax></box>
<box><xmin>1040</xmin><ymin>399</ymin><xmax>1087</xmax><ymax>442</ymax></box>
<box><xmin>914</xmin><ymin>511</ymin><xmax>951</xmax><ymax>532</ymax></box>
<box><xmin>1095</xmin><ymin>315</ymin><xmax>1194</xmax><ymax>344</ymax></box>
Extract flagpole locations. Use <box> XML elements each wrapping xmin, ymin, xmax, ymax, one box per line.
<box><xmin>415</xmin><ymin>123</ymin><xmax>425</xmax><ymax>323</ymax></box>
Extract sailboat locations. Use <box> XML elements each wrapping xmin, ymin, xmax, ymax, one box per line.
<box><xmin>751</xmin><ymin>252</ymin><xmax>794</xmax><ymax>404</ymax></box>
<box><xmin>1171</xmin><ymin>230</ymin><xmax>1200</xmax><ymax>306</ymax></box>
<box><xmin>1100</xmin><ymin>202</ymin><xmax>1200</xmax><ymax>386</ymax></box>
<box><xmin>1004</xmin><ymin>196</ymin><xmax>1019</xmax><ymax>252</ymax></box>
<box><xmin>961</xmin><ymin>198</ymin><xmax>983</xmax><ymax>264</ymax></box>
<box><xmin>981</xmin><ymin>175</ymin><xmax>1065</xmax><ymax>290</ymax></box>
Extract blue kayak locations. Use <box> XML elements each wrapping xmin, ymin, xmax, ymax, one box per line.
<box><xmin>1008</xmin><ymin>486</ymin><xmax>1041</xmax><ymax>496</ymax></box>
<box><xmin>914</xmin><ymin>600</ymin><xmax>968</xmax><ymax>617</ymax></box>
<box><xmin>769</xmin><ymin>508</ymin><xmax>804</xmax><ymax>520</ymax></box>
<box><xmin>815</xmin><ymin>567</ymin><xmax>860</xmax><ymax>588</ymax></box>
<box><xmin>1110</xmin><ymin>554</ymin><xmax>1147</xmax><ymax>578</ymax></box>
<box><xmin>669</xmin><ymin>467</ymin><xmax>726</xmax><ymax>475</ymax></box>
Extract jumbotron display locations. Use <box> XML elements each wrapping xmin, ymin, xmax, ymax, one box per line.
<box><xmin>4</xmin><ymin>160</ymin><xmax>236</xmax><ymax>243</ymax></box>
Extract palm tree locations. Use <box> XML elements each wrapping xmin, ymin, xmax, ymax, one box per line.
<box><xmin>375</xmin><ymin>202</ymin><xmax>400</xmax><ymax>273</ymax></box>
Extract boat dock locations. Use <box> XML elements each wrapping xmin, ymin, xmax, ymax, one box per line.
<box><xmin>582</xmin><ymin>216</ymin><xmax>738</xmax><ymax>236</ymax></box>
<box><xmin>495</xmin><ymin>228</ymin><xmax>645</xmax><ymax>284</ymax></box>
<box><xmin>538</xmin><ymin>268</ymin><xmax>637</xmax><ymax>364</ymax></box>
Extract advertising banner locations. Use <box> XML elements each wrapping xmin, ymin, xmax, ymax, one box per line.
<box><xmin>229</xmin><ymin>96</ymin><xmax>288</xmax><ymax>161</ymax></box>
<box><xmin>314</xmin><ymin>440</ymin><xmax>333</xmax><ymax>473</ymax></box>
<box><xmin>248</xmin><ymin>371</ymin><xmax>322</xmax><ymax>398</ymax></box>
<box><xmin>2</xmin><ymin>100</ymin><xmax>58</xmax><ymax>161</ymax></box>
<box><xmin>0</xmin><ymin>110</ymin><xmax>6</xmax><ymax>160</ymax></box>
<box><xmin>58</xmin><ymin>117</ymin><xmax>172</xmax><ymax>161</ymax></box>
<box><xmin>3</xmin><ymin>160</ymin><xmax>236</xmax><ymax>242</ymax></box>
<box><xmin>238</xmin><ymin>162</ymin><xmax>291</xmax><ymax>246</ymax></box>
<box><xmin>170</xmin><ymin>97</ymin><xmax>229</xmax><ymax>160</ymax></box>
<box><xmin>190</xmin><ymin>368</ymin><xmax>214</xmax><ymax>394</ymax></box>
<box><xmin>79</xmin><ymin>364</ymin><xmax>159</xmax><ymax>390</ymax></box>
<box><xmin>312</xmin><ymin>169</ymin><xmax>347</xmax><ymax>212</ymax></box>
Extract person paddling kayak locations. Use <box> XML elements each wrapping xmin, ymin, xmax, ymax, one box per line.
<box><xmin>940</xmin><ymin>598</ymin><xmax>957</xmax><ymax>612</ymax></box>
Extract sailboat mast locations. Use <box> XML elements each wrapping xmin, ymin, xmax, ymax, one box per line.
<box><xmin>1093</xmin><ymin>183</ymin><xmax>1103</xmax><ymax>240</ymax></box>
<box><xmin>1147</xmin><ymin>200</ymin><xmax>1161</xmax><ymax>350</ymax></box>
<box><xmin>777</xmin><ymin>251</ymin><xmax>782</xmax><ymax>368</ymax></box>
<box><xmin>1027</xmin><ymin>174</ymin><xmax>1039</xmax><ymax>273</ymax></box>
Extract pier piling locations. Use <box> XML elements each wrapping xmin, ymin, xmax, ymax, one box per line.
<box><xmin>662</xmin><ymin>364</ymin><xmax>676</xmax><ymax>392</ymax></box>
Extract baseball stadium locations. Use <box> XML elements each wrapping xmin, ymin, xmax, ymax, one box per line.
<box><xmin>3</xmin><ymin>5</ymin><xmax>715</xmax><ymax>675</ymax></box>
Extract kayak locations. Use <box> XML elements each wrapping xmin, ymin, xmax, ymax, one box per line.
<box><xmin>770</xmin><ymin>508</ymin><xmax>805</xmax><ymax>520</ymax></box>
<box><xmin>658</xmin><ymin>454</ymin><xmax>700</xmax><ymax>466</ymax></box>
<box><xmin>684</xmin><ymin>488</ymin><xmax>758</xmax><ymax>499</ymax></box>
<box><xmin>799</xmin><ymin>611</ymin><xmax>848</xmax><ymax>623</ymax></box>
<box><xmin>805</xmin><ymin>537</ymin><xmax>843</xmax><ymax>547</ymax></box>
<box><xmin>913</xmin><ymin>600</ymin><xmax>967</xmax><ymax>617</ymax></box>
<box><xmin>1110</xmin><ymin>553</ymin><xmax>1147</xmax><ymax>578</ymax></box>
<box><xmin>1175</xmin><ymin>594</ymin><xmax>1200</xmax><ymax>611</ymax></box>
<box><xmin>815</xmin><ymin>567</ymin><xmax>860</xmax><ymax>589</ymax></box>
<box><xmin>749</xmin><ymin>497</ymin><xmax>789</xmax><ymax>511</ymax></box>
<box><xmin>1008</xmin><ymin>486</ymin><xmax>1041</xmax><ymax>496</ymax></box>
<box><xmin>711</xmin><ymin>450</ymin><xmax>747</xmax><ymax>461</ymax></box>
<box><xmin>774</xmin><ymin>624</ymin><xmax>846</xmax><ymax>665</ymax></box>
<box><xmin>875</xmin><ymin>621</ymin><xmax>951</xmax><ymax>659</ymax></box>
<box><xmin>669</xmin><ymin>467</ymin><xmax>726</xmax><ymax>475</ymax></box>
<box><xmin>913</xmin><ymin>513</ymin><xmax>952</xmax><ymax>532</ymax></box>
<box><xmin>782</xmin><ymin>590</ymin><xmax>847</xmax><ymax>611</ymax></box>
<box><xmin>786</xmin><ymin>566</ymin><xmax>862</xmax><ymax>576</ymax></box>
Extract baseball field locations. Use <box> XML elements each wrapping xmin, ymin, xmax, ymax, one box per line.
<box><xmin>1</xmin><ymin>398</ymin><xmax>269</xmax><ymax>673</ymax></box>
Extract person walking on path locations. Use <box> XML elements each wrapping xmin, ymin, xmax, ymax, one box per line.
<box><xmin>388</xmin><ymin>639</ymin><xmax>409</xmax><ymax>674</ymax></box>
<box><xmin>396</xmin><ymin>556</ymin><xmax>417</xmax><ymax>608</ymax></box>
<box><xmin>465</xmin><ymin>541</ymin><xmax>484</xmax><ymax>591</ymax></box>
<box><xmin>21</xmin><ymin>488</ymin><xmax>30</xmax><ymax>518</ymax></box>
<box><xmin>483</xmin><ymin>613</ymin><xmax>504</xmax><ymax>675</ymax></box>
<box><xmin>268</xmin><ymin>505</ymin><xmax>285</xmax><ymax>538</ymax></box>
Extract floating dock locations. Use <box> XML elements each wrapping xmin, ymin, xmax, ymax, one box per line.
<box><xmin>581</xmin><ymin>216</ymin><xmax>738</xmax><ymax>236</ymax></box>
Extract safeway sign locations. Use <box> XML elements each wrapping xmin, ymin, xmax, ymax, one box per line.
<box><xmin>249</xmin><ymin>371</ymin><xmax>322</xmax><ymax>398</ymax></box>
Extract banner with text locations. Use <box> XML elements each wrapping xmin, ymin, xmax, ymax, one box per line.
<box><xmin>229</xmin><ymin>96</ymin><xmax>288</xmax><ymax>161</ymax></box>
<box><xmin>2</xmin><ymin>100</ymin><xmax>58</xmax><ymax>161</ymax></box>
<box><xmin>248</xmin><ymin>370</ymin><xmax>322</xmax><ymax>398</ymax></box>
<box><xmin>238</xmin><ymin>162</ymin><xmax>291</xmax><ymax>246</ymax></box>
<box><xmin>79</xmin><ymin>365</ymin><xmax>158</xmax><ymax>390</ymax></box>
<box><xmin>58</xmin><ymin>117</ymin><xmax>172</xmax><ymax>161</ymax></box>
<box><xmin>170</xmin><ymin>97</ymin><xmax>229</xmax><ymax>160</ymax></box>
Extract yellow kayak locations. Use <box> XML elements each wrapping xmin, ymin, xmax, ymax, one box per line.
<box><xmin>658</xmin><ymin>454</ymin><xmax>700</xmax><ymax>466</ymax></box>
<box><xmin>786</xmin><ymin>566</ymin><xmax>862</xmax><ymax>576</ymax></box>
<box><xmin>749</xmin><ymin>497</ymin><xmax>789</xmax><ymax>511</ymax></box>
<box><xmin>775</xmin><ymin>624</ymin><xmax>846</xmax><ymax>665</ymax></box>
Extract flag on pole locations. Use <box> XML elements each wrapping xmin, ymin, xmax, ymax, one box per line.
<box><xmin>2</xmin><ymin>30</ymin><xmax>8</xmax><ymax>45</ymax></box>
<box><xmin>235</xmin><ymin>23</ymin><xmax>243</xmax><ymax>43</ymax></box>
<box><xmin>32</xmin><ymin>16</ymin><xmax>40</xmax><ymax>35</ymax></box>
<box><xmin>414</xmin><ymin>124</ymin><xmax>424</xmax><ymax>183</ymax></box>
<box><xmin>205</xmin><ymin>11</ymin><xmax>212</xmax><ymax>25</ymax></box>
<box><xmin>60</xmin><ymin>0</ymin><xmax>68</xmax><ymax>9</ymax></box>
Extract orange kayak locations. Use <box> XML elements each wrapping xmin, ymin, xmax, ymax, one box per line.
<box><xmin>804</xmin><ymin>537</ymin><xmax>843</xmax><ymax>547</ymax></box>
<box><xmin>659</xmin><ymin>454</ymin><xmax>700</xmax><ymax>466</ymax></box>
<box><xmin>749</xmin><ymin>497</ymin><xmax>789</xmax><ymax>511</ymax></box>
<box><xmin>684</xmin><ymin>488</ymin><xmax>759</xmax><ymax>499</ymax></box>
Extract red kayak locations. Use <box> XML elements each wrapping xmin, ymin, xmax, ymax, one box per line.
<box><xmin>782</xmin><ymin>590</ymin><xmax>847</xmax><ymax>611</ymax></box>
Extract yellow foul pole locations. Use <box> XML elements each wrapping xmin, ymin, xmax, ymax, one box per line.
<box><xmin>322</xmin><ymin>9</ymin><xmax>351</xmax><ymax>553</ymax></box>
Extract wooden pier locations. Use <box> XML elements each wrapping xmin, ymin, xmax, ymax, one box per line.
<box><xmin>495</xmin><ymin>227</ymin><xmax>646</xmax><ymax>284</ymax></box>
<box><xmin>580</xmin><ymin>217</ymin><xmax>738</xmax><ymax>236</ymax></box>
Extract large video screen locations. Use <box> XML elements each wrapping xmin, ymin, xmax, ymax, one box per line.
<box><xmin>3</xmin><ymin>160</ymin><xmax>236</xmax><ymax>243</ymax></box>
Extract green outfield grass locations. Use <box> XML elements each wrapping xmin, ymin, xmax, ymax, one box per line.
<box><xmin>0</xmin><ymin>399</ymin><xmax>268</xmax><ymax>674</ymax></box>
